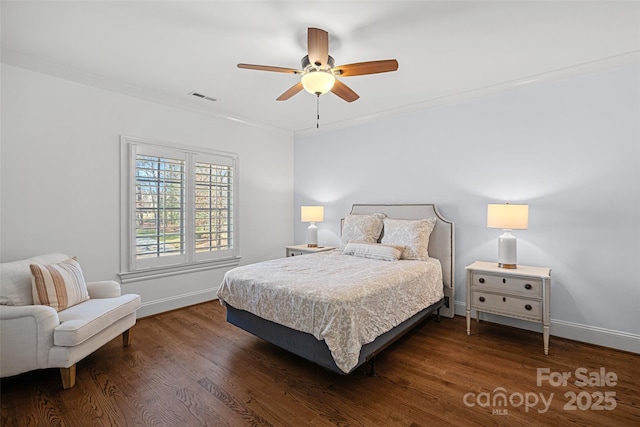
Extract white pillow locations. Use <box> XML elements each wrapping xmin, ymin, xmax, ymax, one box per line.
<box><xmin>340</xmin><ymin>213</ymin><xmax>385</xmax><ymax>248</ymax></box>
<box><xmin>343</xmin><ymin>242</ymin><xmax>404</xmax><ymax>261</ymax></box>
<box><xmin>0</xmin><ymin>253</ymin><xmax>69</xmax><ymax>306</ymax></box>
<box><xmin>381</xmin><ymin>217</ymin><xmax>437</xmax><ymax>260</ymax></box>
<box><xmin>30</xmin><ymin>258</ymin><xmax>90</xmax><ymax>312</ymax></box>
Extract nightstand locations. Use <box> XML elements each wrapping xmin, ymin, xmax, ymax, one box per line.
<box><xmin>285</xmin><ymin>244</ymin><xmax>336</xmax><ymax>257</ymax></box>
<box><xmin>466</xmin><ymin>261</ymin><xmax>552</xmax><ymax>355</ymax></box>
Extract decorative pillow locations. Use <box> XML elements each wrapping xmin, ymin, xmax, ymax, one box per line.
<box><xmin>30</xmin><ymin>258</ymin><xmax>90</xmax><ymax>312</ymax></box>
<box><xmin>340</xmin><ymin>213</ymin><xmax>385</xmax><ymax>248</ymax></box>
<box><xmin>343</xmin><ymin>242</ymin><xmax>405</xmax><ymax>261</ymax></box>
<box><xmin>381</xmin><ymin>217</ymin><xmax>437</xmax><ymax>261</ymax></box>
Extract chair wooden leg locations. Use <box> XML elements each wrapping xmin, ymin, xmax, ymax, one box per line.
<box><xmin>60</xmin><ymin>364</ymin><xmax>76</xmax><ymax>389</ymax></box>
<box><xmin>122</xmin><ymin>328</ymin><xmax>132</xmax><ymax>347</ymax></box>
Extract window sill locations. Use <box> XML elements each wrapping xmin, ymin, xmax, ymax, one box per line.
<box><xmin>119</xmin><ymin>257</ymin><xmax>241</xmax><ymax>284</ymax></box>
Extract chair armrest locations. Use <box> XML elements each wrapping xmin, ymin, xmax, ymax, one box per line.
<box><xmin>0</xmin><ymin>304</ymin><xmax>58</xmax><ymax>321</ymax></box>
<box><xmin>86</xmin><ymin>280</ymin><xmax>122</xmax><ymax>299</ymax></box>
<box><xmin>0</xmin><ymin>304</ymin><xmax>59</xmax><ymax>377</ymax></box>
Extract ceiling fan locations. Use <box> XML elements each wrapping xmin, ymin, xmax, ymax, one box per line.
<box><xmin>237</xmin><ymin>27</ymin><xmax>399</xmax><ymax>103</ymax></box>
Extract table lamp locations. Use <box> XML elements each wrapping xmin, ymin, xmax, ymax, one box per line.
<box><xmin>301</xmin><ymin>206</ymin><xmax>324</xmax><ymax>247</ymax></box>
<box><xmin>487</xmin><ymin>203</ymin><xmax>529</xmax><ymax>269</ymax></box>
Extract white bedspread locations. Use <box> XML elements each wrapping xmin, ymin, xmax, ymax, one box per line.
<box><xmin>217</xmin><ymin>250</ymin><xmax>444</xmax><ymax>373</ymax></box>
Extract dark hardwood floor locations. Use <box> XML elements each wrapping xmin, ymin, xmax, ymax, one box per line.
<box><xmin>2</xmin><ymin>301</ymin><xmax>638</xmax><ymax>426</ymax></box>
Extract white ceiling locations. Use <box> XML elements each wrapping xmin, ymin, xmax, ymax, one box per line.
<box><xmin>2</xmin><ymin>1</ymin><xmax>639</xmax><ymax>135</ymax></box>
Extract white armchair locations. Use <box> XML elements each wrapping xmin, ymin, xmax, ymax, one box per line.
<box><xmin>1</xmin><ymin>253</ymin><xmax>141</xmax><ymax>389</ymax></box>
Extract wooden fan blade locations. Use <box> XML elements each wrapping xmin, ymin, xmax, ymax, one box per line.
<box><xmin>276</xmin><ymin>82</ymin><xmax>304</xmax><ymax>101</ymax></box>
<box><xmin>333</xmin><ymin>59</ymin><xmax>399</xmax><ymax>77</ymax></box>
<box><xmin>237</xmin><ymin>63</ymin><xmax>300</xmax><ymax>74</ymax></box>
<box><xmin>331</xmin><ymin>80</ymin><xmax>360</xmax><ymax>103</ymax></box>
<box><xmin>307</xmin><ymin>27</ymin><xmax>329</xmax><ymax>68</ymax></box>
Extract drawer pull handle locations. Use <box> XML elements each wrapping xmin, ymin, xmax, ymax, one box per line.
<box><xmin>479</xmin><ymin>278</ymin><xmax>485</xmax><ymax>284</ymax></box>
<box><xmin>502</xmin><ymin>297</ymin><xmax>506</xmax><ymax>302</ymax></box>
<box><xmin>479</xmin><ymin>296</ymin><xmax>485</xmax><ymax>302</ymax></box>
<box><xmin>525</xmin><ymin>304</ymin><xmax>532</xmax><ymax>311</ymax></box>
<box><xmin>525</xmin><ymin>283</ymin><xmax>532</xmax><ymax>290</ymax></box>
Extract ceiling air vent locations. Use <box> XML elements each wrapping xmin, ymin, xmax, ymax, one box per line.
<box><xmin>189</xmin><ymin>91</ymin><xmax>217</xmax><ymax>102</ymax></box>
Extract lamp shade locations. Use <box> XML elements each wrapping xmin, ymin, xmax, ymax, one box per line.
<box><xmin>301</xmin><ymin>206</ymin><xmax>324</xmax><ymax>223</ymax></box>
<box><xmin>301</xmin><ymin>71</ymin><xmax>335</xmax><ymax>95</ymax></box>
<box><xmin>487</xmin><ymin>204</ymin><xmax>528</xmax><ymax>230</ymax></box>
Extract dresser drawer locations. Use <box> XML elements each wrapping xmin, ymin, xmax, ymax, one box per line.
<box><xmin>471</xmin><ymin>273</ymin><xmax>542</xmax><ymax>297</ymax></box>
<box><xmin>471</xmin><ymin>291</ymin><xmax>542</xmax><ymax>321</ymax></box>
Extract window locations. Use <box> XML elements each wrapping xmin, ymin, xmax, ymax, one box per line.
<box><xmin>120</xmin><ymin>136</ymin><xmax>239</xmax><ymax>282</ymax></box>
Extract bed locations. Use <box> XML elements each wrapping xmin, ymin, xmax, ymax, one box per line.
<box><xmin>217</xmin><ymin>204</ymin><xmax>455</xmax><ymax>375</ymax></box>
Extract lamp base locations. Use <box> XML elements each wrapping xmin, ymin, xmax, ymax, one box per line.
<box><xmin>307</xmin><ymin>222</ymin><xmax>318</xmax><ymax>248</ymax></box>
<box><xmin>497</xmin><ymin>229</ymin><xmax>518</xmax><ymax>269</ymax></box>
<box><xmin>498</xmin><ymin>262</ymin><xmax>517</xmax><ymax>269</ymax></box>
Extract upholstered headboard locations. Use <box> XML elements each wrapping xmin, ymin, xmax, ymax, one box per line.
<box><xmin>349</xmin><ymin>204</ymin><xmax>455</xmax><ymax>318</ymax></box>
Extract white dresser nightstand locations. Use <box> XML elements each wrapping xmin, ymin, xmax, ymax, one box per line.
<box><xmin>285</xmin><ymin>244</ymin><xmax>336</xmax><ymax>257</ymax></box>
<box><xmin>466</xmin><ymin>261</ymin><xmax>552</xmax><ymax>355</ymax></box>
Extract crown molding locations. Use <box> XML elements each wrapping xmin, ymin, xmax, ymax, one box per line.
<box><xmin>4</xmin><ymin>49</ymin><xmax>637</xmax><ymax>138</ymax></box>
<box><xmin>1</xmin><ymin>49</ymin><xmax>293</xmax><ymax>137</ymax></box>
<box><xmin>294</xmin><ymin>50</ymin><xmax>640</xmax><ymax>137</ymax></box>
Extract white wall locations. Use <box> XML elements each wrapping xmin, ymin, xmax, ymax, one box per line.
<box><xmin>1</xmin><ymin>64</ymin><xmax>295</xmax><ymax>317</ymax></box>
<box><xmin>294</xmin><ymin>64</ymin><xmax>640</xmax><ymax>353</ymax></box>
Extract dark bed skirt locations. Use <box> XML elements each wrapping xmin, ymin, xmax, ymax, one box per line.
<box><xmin>225</xmin><ymin>298</ymin><xmax>444</xmax><ymax>375</ymax></box>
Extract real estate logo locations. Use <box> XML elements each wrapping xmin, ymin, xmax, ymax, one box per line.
<box><xmin>462</xmin><ymin>367</ymin><xmax>617</xmax><ymax>415</ymax></box>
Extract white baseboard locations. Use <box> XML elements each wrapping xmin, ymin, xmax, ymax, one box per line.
<box><xmin>137</xmin><ymin>288</ymin><xmax>217</xmax><ymax>318</ymax></box>
<box><xmin>550</xmin><ymin>319</ymin><xmax>640</xmax><ymax>354</ymax></box>
<box><xmin>454</xmin><ymin>301</ymin><xmax>639</xmax><ymax>354</ymax></box>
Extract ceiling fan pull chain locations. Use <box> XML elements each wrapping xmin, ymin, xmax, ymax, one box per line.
<box><xmin>316</xmin><ymin>93</ymin><xmax>320</xmax><ymax>128</ymax></box>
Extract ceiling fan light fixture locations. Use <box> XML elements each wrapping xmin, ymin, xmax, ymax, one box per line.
<box><xmin>301</xmin><ymin>70</ymin><xmax>335</xmax><ymax>95</ymax></box>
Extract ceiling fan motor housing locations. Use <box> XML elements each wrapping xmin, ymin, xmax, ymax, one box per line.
<box><xmin>301</xmin><ymin>55</ymin><xmax>335</xmax><ymax>72</ymax></box>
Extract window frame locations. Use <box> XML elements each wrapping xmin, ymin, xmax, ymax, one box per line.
<box><xmin>119</xmin><ymin>135</ymin><xmax>240</xmax><ymax>283</ymax></box>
